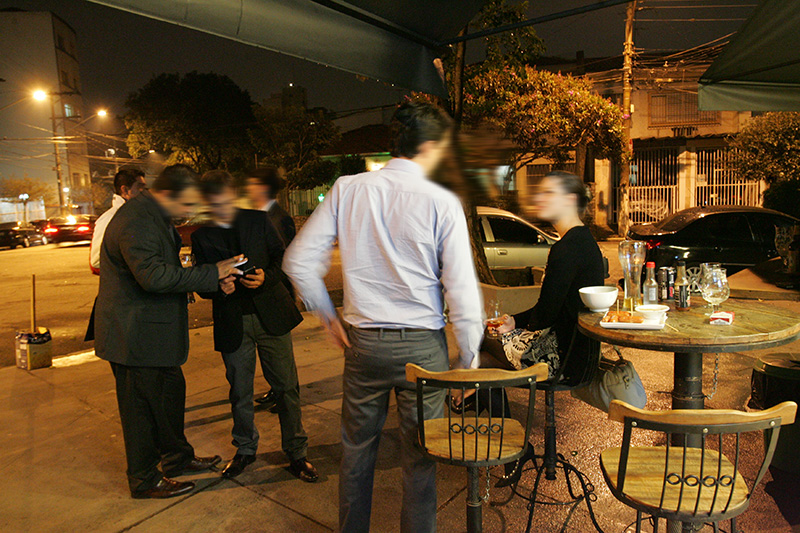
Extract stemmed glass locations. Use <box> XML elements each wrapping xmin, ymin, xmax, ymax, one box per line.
<box><xmin>699</xmin><ymin>262</ymin><xmax>721</xmax><ymax>309</ymax></box>
<box><xmin>701</xmin><ymin>267</ymin><xmax>730</xmax><ymax>314</ymax></box>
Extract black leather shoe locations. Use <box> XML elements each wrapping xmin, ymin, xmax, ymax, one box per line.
<box><xmin>132</xmin><ymin>477</ymin><xmax>195</xmax><ymax>499</ymax></box>
<box><xmin>255</xmin><ymin>390</ymin><xmax>279</xmax><ymax>413</ymax></box>
<box><xmin>495</xmin><ymin>445</ymin><xmax>535</xmax><ymax>488</ymax></box>
<box><xmin>222</xmin><ymin>453</ymin><xmax>256</xmax><ymax>479</ymax></box>
<box><xmin>165</xmin><ymin>455</ymin><xmax>221</xmax><ymax>477</ymax></box>
<box><xmin>288</xmin><ymin>457</ymin><xmax>319</xmax><ymax>483</ymax></box>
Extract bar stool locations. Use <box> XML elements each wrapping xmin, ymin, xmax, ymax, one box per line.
<box><xmin>512</xmin><ymin>328</ymin><xmax>606</xmax><ymax>533</ymax></box>
<box><xmin>600</xmin><ymin>399</ymin><xmax>797</xmax><ymax>532</ymax></box>
<box><xmin>406</xmin><ymin>362</ymin><xmax>549</xmax><ymax>533</ymax></box>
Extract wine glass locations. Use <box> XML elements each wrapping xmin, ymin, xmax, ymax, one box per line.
<box><xmin>699</xmin><ymin>262</ymin><xmax>721</xmax><ymax>309</ymax></box>
<box><xmin>701</xmin><ymin>267</ymin><xmax>729</xmax><ymax>314</ymax></box>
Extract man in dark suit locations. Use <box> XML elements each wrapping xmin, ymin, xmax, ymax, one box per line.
<box><xmin>96</xmin><ymin>164</ymin><xmax>243</xmax><ymax>499</ymax></box>
<box><xmin>192</xmin><ymin>170</ymin><xmax>317</xmax><ymax>482</ymax></box>
<box><xmin>246</xmin><ymin>166</ymin><xmax>296</xmax><ymax>410</ymax></box>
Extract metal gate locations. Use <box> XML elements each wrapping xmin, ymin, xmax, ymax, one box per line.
<box><xmin>696</xmin><ymin>148</ymin><xmax>762</xmax><ymax>208</ymax></box>
<box><xmin>615</xmin><ymin>147</ymin><xmax>679</xmax><ymax>225</ymax></box>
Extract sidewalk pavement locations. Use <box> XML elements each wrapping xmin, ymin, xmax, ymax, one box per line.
<box><xmin>2</xmin><ymin>310</ymin><xmax>799</xmax><ymax>532</ymax></box>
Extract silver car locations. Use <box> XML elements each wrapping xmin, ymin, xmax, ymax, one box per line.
<box><xmin>478</xmin><ymin>206</ymin><xmax>557</xmax><ymax>269</ymax></box>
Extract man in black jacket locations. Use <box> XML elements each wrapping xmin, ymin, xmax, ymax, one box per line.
<box><xmin>246</xmin><ymin>166</ymin><xmax>296</xmax><ymax>409</ymax></box>
<box><xmin>192</xmin><ymin>171</ymin><xmax>317</xmax><ymax>481</ymax></box>
<box><xmin>96</xmin><ymin>164</ymin><xmax>243</xmax><ymax>499</ymax></box>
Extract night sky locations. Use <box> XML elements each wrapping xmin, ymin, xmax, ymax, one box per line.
<box><xmin>0</xmin><ymin>0</ymin><xmax>755</xmax><ymax>120</ymax></box>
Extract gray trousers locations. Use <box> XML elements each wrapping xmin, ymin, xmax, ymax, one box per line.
<box><xmin>221</xmin><ymin>314</ymin><xmax>307</xmax><ymax>460</ymax></box>
<box><xmin>339</xmin><ymin>327</ymin><xmax>448</xmax><ymax>533</ymax></box>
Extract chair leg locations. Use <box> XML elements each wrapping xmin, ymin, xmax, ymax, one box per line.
<box><xmin>466</xmin><ymin>466</ymin><xmax>482</xmax><ymax>533</ymax></box>
<box><xmin>652</xmin><ymin>516</ymin><xmax>659</xmax><ymax>533</ymax></box>
<box><xmin>712</xmin><ymin>521</ymin><xmax>719</xmax><ymax>533</ymax></box>
<box><xmin>731</xmin><ymin>517</ymin><xmax>737</xmax><ymax>533</ymax></box>
<box><xmin>635</xmin><ymin>510</ymin><xmax>642</xmax><ymax>533</ymax></box>
<box><xmin>544</xmin><ymin>390</ymin><xmax>558</xmax><ymax>480</ymax></box>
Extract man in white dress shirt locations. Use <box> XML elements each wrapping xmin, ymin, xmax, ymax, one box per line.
<box><xmin>90</xmin><ymin>168</ymin><xmax>147</xmax><ymax>274</ymax></box>
<box><xmin>284</xmin><ymin>101</ymin><xmax>484</xmax><ymax>533</ymax></box>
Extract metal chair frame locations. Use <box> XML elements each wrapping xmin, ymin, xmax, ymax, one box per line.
<box><xmin>407</xmin><ymin>363</ymin><xmax>549</xmax><ymax>533</ymax></box>
<box><xmin>602</xmin><ymin>400</ymin><xmax>797</xmax><ymax>533</ymax></box>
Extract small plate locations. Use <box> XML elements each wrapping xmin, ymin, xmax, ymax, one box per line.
<box><xmin>599</xmin><ymin>311</ymin><xmax>667</xmax><ymax>330</ymax></box>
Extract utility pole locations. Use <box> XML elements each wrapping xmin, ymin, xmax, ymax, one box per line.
<box><xmin>48</xmin><ymin>94</ymin><xmax>67</xmax><ymax>216</ymax></box>
<box><xmin>619</xmin><ymin>0</ymin><xmax>637</xmax><ymax>236</ymax></box>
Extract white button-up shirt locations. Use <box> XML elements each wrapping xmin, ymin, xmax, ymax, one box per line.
<box><xmin>90</xmin><ymin>194</ymin><xmax>126</xmax><ymax>270</ymax></box>
<box><xmin>283</xmin><ymin>158</ymin><xmax>484</xmax><ymax>369</ymax></box>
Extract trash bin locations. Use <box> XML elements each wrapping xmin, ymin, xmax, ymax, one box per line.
<box><xmin>15</xmin><ymin>328</ymin><xmax>52</xmax><ymax>370</ymax></box>
<box><xmin>749</xmin><ymin>353</ymin><xmax>800</xmax><ymax>473</ymax></box>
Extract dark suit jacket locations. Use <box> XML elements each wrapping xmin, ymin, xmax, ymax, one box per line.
<box><xmin>191</xmin><ymin>209</ymin><xmax>303</xmax><ymax>353</ymax></box>
<box><xmin>266</xmin><ymin>202</ymin><xmax>296</xmax><ymax>247</ymax></box>
<box><xmin>95</xmin><ymin>191</ymin><xmax>219</xmax><ymax>367</ymax></box>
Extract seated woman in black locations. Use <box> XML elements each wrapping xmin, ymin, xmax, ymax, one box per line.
<box><xmin>453</xmin><ymin>170</ymin><xmax>605</xmax><ymax>486</ymax></box>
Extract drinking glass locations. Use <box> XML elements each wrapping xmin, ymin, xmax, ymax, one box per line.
<box><xmin>180</xmin><ymin>252</ymin><xmax>196</xmax><ymax>304</ymax></box>
<box><xmin>486</xmin><ymin>299</ymin><xmax>502</xmax><ymax>338</ymax></box>
<box><xmin>701</xmin><ymin>267</ymin><xmax>729</xmax><ymax>314</ymax></box>
<box><xmin>699</xmin><ymin>262</ymin><xmax>721</xmax><ymax>310</ymax></box>
<box><xmin>618</xmin><ymin>240</ymin><xmax>646</xmax><ymax>311</ymax></box>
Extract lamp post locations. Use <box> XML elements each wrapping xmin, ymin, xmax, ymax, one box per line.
<box><xmin>18</xmin><ymin>193</ymin><xmax>29</xmax><ymax>225</ymax></box>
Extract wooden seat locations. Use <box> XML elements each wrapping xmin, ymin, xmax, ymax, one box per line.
<box><xmin>601</xmin><ymin>446</ymin><xmax>748</xmax><ymax>514</ymax></box>
<box><xmin>600</xmin><ymin>399</ymin><xmax>797</xmax><ymax>533</ymax></box>
<box><xmin>423</xmin><ymin>417</ymin><xmax>526</xmax><ymax>462</ymax></box>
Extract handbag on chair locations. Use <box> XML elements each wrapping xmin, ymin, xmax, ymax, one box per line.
<box><xmin>571</xmin><ymin>347</ymin><xmax>646</xmax><ymax>412</ymax></box>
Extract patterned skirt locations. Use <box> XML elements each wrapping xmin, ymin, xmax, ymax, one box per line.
<box><xmin>499</xmin><ymin>328</ymin><xmax>560</xmax><ymax>378</ymax></box>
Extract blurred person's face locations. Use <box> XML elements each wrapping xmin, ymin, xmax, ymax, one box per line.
<box><xmin>153</xmin><ymin>187</ymin><xmax>201</xmax><ymax>220</ymax></box>
<box><xmin>120</xmin><ymin>176</ymin><xmax>147</xmax><ymax>201</ymax></box>
<box><xmin>534</xmin><ymin>176</ymin><xmax>576</xmax><ymax>222</ymax></box>
<box><xmin>246</xmin><ymin>177</ymin><xmax>271</xmax><ymax>207</ymax></box>
<box><xmin>412</xmin><ymin>134</ymin><xmax>451</xmax><ymax>175</ymax></box>
<box><xmin>205</xmin><ymin>186</ymin><xmax>237</xmax><ymax>225</ymax></box>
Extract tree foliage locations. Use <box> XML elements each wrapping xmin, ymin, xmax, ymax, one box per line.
<box><xmin>249</xmin><ymin>106</ymin><xmax>339</xmax><ymax>189</ymax></box>
<box><xmin>0</xmin><ymin>177</ymin><xmax>55</xmax><ymax>204</ymax></box>
<box><xmin>464</xmin><ymin>66</ymin><xmax>626</xmax><ymax>171</ymax></box>
<box><xmin>469</xmin><ymin>0</ymin><xmax>545</xmax><ymax>73</ymax></box>
<box><xmin>730</xmin><ymin>112</ymin><xmax>800</xmax><ymax>184</ymax></box>
<box><xmin>125</xmin><ymin>71</ymin><xmax>256</xmax><ymax>172</ymax></box>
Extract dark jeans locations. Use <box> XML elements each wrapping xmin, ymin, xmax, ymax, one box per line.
<box><xmin>339</xmin><ymin>327</ymin><xmax>449</xmax><ymax>533</ymax></box>
<box><xmin>221</xmin><ymin>314</ymin><xmax>307</xmax><ymax>459</ymax></box>
<box><xmin>110</xmin><ymin>363</ymin><xmax>195</xmax><ymax>493</ymax></box>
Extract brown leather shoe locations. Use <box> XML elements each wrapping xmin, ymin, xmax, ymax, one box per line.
<box><xmin>288</xmin><ymin>458</ymin><xmax>319</xmax><ymax>483</ymax></box>
<box><xmin>165</xmin><ymin>455</ymin><xmax>221</xmax><ymax>477</ymax></box>
<box><xmin>132</xmin><ymin>477</ymin><xmax>195</xmax><ymax>499</ymax></box>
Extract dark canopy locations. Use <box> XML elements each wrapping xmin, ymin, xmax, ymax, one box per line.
<box><xmin>698</xmin><ymin>0</ymin><xmax>800</xmax><ymax>111</ymax></box>
<box><xmin>87</xmin><ymin>0</ymin><xmax>487</xmax><ymax>97</ymax></box>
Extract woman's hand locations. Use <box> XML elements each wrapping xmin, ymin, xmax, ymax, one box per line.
<box><xmin>486</xmin><ymin>314</ymin><xmax>515</xmax><ymax>337</ymax></box>
<box><xmin>450</xmin><ymin>388</ymin><xmax>476</xmax><ymax>408</ymax></box>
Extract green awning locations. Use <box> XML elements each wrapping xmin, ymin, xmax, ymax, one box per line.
<box><xmin>86</xmin><ymin>0</ymin><xmax>487</xmax><ymax>98</ymax></box>
<box><xmin>699</xmin><ymin>0</ymin><xmax>800</xmax><ymax>111</ymax></box>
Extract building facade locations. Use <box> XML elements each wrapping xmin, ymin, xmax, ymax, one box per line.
<box><xmin>0</xmin><ymin>9</ymin><xmax>91</xmax><ymax>218</ymax></box>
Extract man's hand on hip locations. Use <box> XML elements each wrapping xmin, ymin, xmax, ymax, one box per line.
<box><xmin>324</xmin><ymin>316</ymin><xmax>351</xmax><ymax>349</ymax></box>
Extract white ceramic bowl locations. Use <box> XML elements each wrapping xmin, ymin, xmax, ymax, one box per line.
<box><xmin>579</xmin><ymin>286</ymin><xmax>619</xmax><ymax>312</ymax></box>
<box><xmin>635</xmin><ymin>304</ymin><xmax>670</xmax><ymax>321</ymax></box>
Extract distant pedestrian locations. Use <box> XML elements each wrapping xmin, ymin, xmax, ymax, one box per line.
<box><xmin>246</xmin><ymin>166</ymin><xmax>296</xmax><ymax>409</ymax></box>
<box><xmin>284</xmin><ymin>101</ymin><xmax>484</xmax><ymax>533</ymax></box>
<box><xmin>191</xmin><ymin>170</ymin><xmax>317</xmax><ymax>482</ymax></box>
<box><xmin>95</xmin><ymin>164</ymin><xmax>242</xmax><ymax>499</ymax></box>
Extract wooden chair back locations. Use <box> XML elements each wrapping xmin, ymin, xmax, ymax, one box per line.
<box><xmin>606</xmin><ymin>400</ymin><xmax>797</xmax><ymax>522</ymax></box>
<box><xmin>406</xmin><ymin>363</ymin><xmax>549</xmax><ymax>467</ymax></box>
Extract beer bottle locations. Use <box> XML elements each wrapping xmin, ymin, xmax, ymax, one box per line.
<box><xmin>675</xmin><ymin>261</ymin><xmax>691</xmax><ymax>310</ymax></box>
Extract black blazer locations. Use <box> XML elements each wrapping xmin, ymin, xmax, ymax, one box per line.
<box><xmin>95</xmin><ymin>191</ymin><xmax>219</xmax><ymax>367</ymax></box>
<box><xmin>191</xmin><ymin>209</ymin><xmax>303</xmax><ymax>353</ymax></box>
<box><xmin>266</xmin><ymin>202</ymin><xmax>296</xmax><ymax>247</ymax></box>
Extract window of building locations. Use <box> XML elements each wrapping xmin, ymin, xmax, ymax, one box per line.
<box><xmin>649</xmin><ymin>93</ymin><xmax>719</xmax><ymax>127</ymax></box>
<box><xmin>64</xmin><ymin>103</ymin><xmax>77</xmax><ymax>118</ymax></box>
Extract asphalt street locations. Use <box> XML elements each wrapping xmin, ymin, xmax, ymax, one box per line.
<box><xmin>0</xmin><ymin>241</ymin><xmax>343</xmax><ymax>366</ymax></box>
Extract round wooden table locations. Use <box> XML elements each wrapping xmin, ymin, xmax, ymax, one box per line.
<box><xmin>578</xmin><ymin>298</ymin><xmax>800</xmax><ymax>413</ymax></box>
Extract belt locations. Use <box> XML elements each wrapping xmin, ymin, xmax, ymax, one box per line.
<box><xmin>352</xmin><ymin>326</ymin><xmax>435</xmax><ymax>334</ymax></box>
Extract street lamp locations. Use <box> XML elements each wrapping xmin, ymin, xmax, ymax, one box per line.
<box><xmin>97</xmin><ymin>109</ymin><xmax>107</xmax><ymax>117</ymax></box>
<box><xmin>19</xmin><ymin>193</ymin><xmax>29</xmax><ymax>225</ymax></box>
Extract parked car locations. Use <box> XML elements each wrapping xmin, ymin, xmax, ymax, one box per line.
<box><xmin>478</xmin><ymin>206</ymin><xmax>558</xmax><ymax>270</ymax></box>
<box><xmin>44</xmin><ymin>215</ymin><xmax>97</xmax><ymax>244</ymax></box>
<box><xmin>0</xmin><ymin>224</ymin><xmax>48</xmax><ymax>249</ymax></box>
<box><xmin>627</xmin><ymin>206</ymin><xmax>798</xmax><ymax>281</ymax></box>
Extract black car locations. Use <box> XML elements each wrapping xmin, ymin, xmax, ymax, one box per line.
<box><xmin>628</xmin><ymin>206</ymin><xmax>798</xmax><ymax>281</ymax></box>
<box><xmin>0</xmin><ymin>224</ymin><xmax>49</xmax><ymax>249</ymax></box>
<box><xmin>44</xmin><ymin>215</ymin><xmax>97</xmax><ymax>244</ymax></box>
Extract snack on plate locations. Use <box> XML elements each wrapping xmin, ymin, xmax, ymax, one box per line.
<box><xmin>709</xmin><ymin>311</ymin><xmax>735</xmax><ymax>325</ymax></box>
<box><xmin>602</xmin><ymin>311</ymin><xmax>644</xmax><ymax>324</ymax></box>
